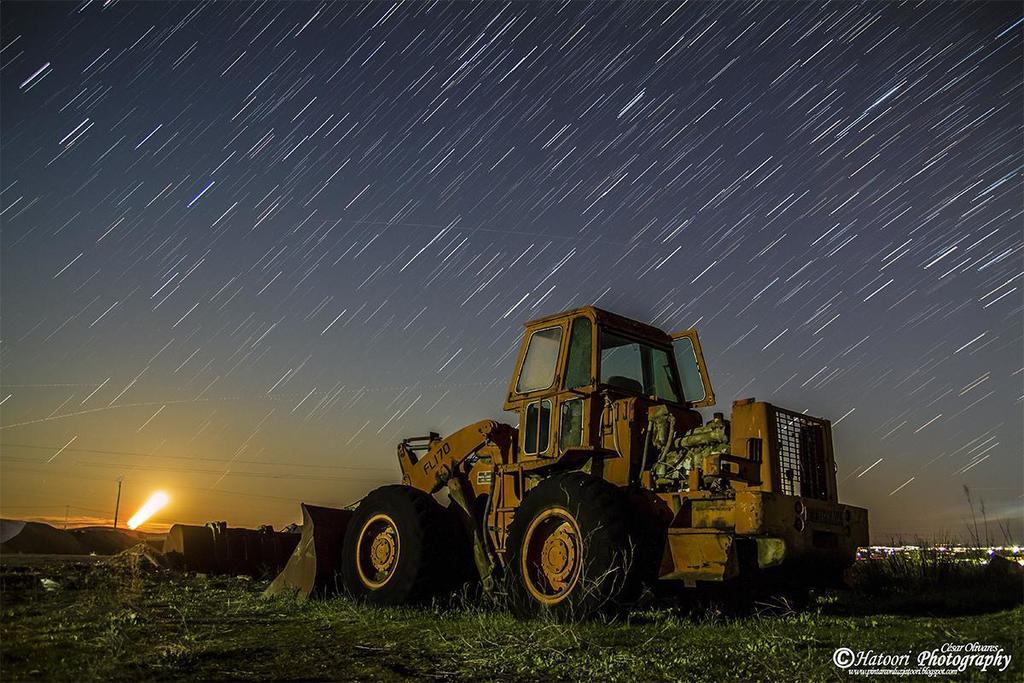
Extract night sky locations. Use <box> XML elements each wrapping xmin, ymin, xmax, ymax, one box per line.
<box><xmin>1</xmin><ymin>2</ymin><xmax>1021</xmax><ymax>541</ymax></box>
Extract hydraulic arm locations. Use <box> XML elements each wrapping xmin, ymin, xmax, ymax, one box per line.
<box><xmin>397</xmin><ymin>419</ymin><xmax>510</xmax><ymax>493</ymax></box>
<box><xmin>397</xmin><ymin>419</ymin><xmax>514</xmax><ymax>590</ymax></box>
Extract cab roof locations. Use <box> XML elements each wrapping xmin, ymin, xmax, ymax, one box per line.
<box><xmin>524</xmin><ymin>306</ymin><xmax>673</xmax><ymax>346</ymax></box>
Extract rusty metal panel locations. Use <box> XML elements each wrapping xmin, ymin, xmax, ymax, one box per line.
<box><xmin>755</xmin><ymin>537</ymin><xmax>786</xmax><ymax>568</ymax></box>
<box><xmin>733</xmin><ymin>489</ymin><xmax>868</xmax><ymax>567</ymax></box>
<box><xmin>690</xmin><ymin>499</ymin><xmax>735</xmax><ymax>530</ymax></box>
<box><xmin>163</xmin><ymin>524</ymin><xmax>216</xmax><ymax>572</ymax></box>
<box><xmin>728</xmin><ymin>400</ymin><xmax>774</xmax><ymax>493</ymax></box>
<box><xmin>660</xmin><ymin>528</ymin><xmax>737</xmax><ymax>583</ymax></box>
<box><xmin>844</xmin><ymin>504</ymin><xmax>870</xmax><ymax>548</ymax></box>
<box><xmin>164</xmin><ymin>522</ymin><xmax>299</xmax><ymax>577</ymax></box>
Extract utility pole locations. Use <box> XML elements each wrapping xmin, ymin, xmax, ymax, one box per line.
<box><xmin>64</xmin><ymin>505</ymin><xmax>69</xmax><ymax>530</ymax></box>
<box><xmin>113</xmin><ymin>476</ymin><xmax>123</xmax><ymax>529</ymax></box>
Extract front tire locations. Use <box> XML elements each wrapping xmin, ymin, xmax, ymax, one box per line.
<box><xmin>341</xmin><ymin>485</ymin><xmax>451</xmax><ymax>605</ymax></box>
<box><xmin>506</xmin><ymin>472</ymin><xmax>646</xmax><ymax>619</ymax></box>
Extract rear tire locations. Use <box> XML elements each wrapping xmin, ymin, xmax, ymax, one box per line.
<box><xmin>506</xmin><ymin>472</ymin><xmax>646</xmax><ymax>620</ymax></box>
<box><xmin>341</xmin><ymin>485</ymin><xmax>451</xmax><ymax>605</ymax></box>
<box><xmin>623</xmin><ymin>486</ymin><xmax>672</xmax><ymax>586</ymax></box>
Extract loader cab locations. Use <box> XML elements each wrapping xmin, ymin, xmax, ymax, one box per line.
<box><xmin>504</xmin><ymin>306</ymin><xmax>715</xmax><ymax>465</ymax></box>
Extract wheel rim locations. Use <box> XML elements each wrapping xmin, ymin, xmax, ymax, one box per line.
<box><xmin>521</xmin><ymin>507</ymin><xmax>582</xmax><ymax>605</ymax></box>
<box><xmin>356</xmin><ymin>513</ymin><xmax>401</xmax><ymax>589</ymax></box>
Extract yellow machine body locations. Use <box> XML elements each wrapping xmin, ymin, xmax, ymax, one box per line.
<box><xmin>270</xmin><ymin>305</ymin><xmax>869</xmax><ymax>607</ymax></box>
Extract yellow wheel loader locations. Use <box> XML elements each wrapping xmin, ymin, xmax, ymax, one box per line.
<box><xmin>267</xmin><ymin>306</ymin><xmax>869</xmax><ymax>618</ymax></box>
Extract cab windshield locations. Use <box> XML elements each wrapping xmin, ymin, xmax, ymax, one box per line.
<box><xmin>599</xmin><ymin>329</ymin><xmax>680</xmax><ymax>402</ymax></box>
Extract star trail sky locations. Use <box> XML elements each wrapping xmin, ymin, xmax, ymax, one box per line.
<box><xmin>1</xmin><ymin>2</ymin><xmax>1021</xmax><ymax>539</ymax></box>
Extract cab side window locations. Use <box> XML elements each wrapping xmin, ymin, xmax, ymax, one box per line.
<box><xmin>524</xmin><ymin>399</ymin><xmax>551</xmax><ymax>454</ymax></box>
<box><xmin>563</xmin><ymin>317</ymin><xmax>592</xmax><ymax>389</ymax></box>
<box><xmin>558</xmin><ymin>399</ymin><xmax>583</xmax><ymax>450</ymax></box>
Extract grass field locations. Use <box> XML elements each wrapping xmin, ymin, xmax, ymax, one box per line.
<box><xmin>2</xmin><ymin>554</ymin><xmax>1021</xmax><ymax>682</ymax></box>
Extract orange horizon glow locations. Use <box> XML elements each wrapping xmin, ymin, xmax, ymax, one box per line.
<box><xmin>126</xmin><ymin>491</ymin><xmax>170</xmax><ymax>530</ymax></box>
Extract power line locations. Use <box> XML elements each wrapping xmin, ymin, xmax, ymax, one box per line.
<box><xmin>0</xmin><ymin>504</ymin><xmax>110</xmax><ymax>514</ymax></box>
<box><xmin>3</xmin><ymin>465</ymin><xmax>362</xmax><ymax>506</ymax></box>
<box><xmin>3</xmin><ymin>456</ymin><xmax>392</xmax><ymax>483</ymax></box>
<box><xmin>2</xmin><ymin>442</ymin><xmax>397</xmax><ymax>472</ymax></box>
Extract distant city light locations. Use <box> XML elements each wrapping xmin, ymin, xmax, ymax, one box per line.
<box><xmin>126</xmin><ymin>491</ymin><xmax>170</xmax><ymax>530</ymax></box>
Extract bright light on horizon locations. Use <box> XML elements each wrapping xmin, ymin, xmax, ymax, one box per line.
<box><xmin>126</xmin><ymin>491</ymin><xmax>169</xmax><ymax>530</ymax></box>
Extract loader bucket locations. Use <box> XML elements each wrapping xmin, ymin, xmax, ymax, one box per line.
<box><xmin>263</xmin><ymin>503</ymin><xmax>352</xmax><ymax>601</ymax></box>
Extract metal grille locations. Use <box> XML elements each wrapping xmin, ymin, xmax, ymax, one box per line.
<box><xmin>774</xmin><ymin>409</ymin><xmax>829</xmax><ymax>499</ymax></box>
